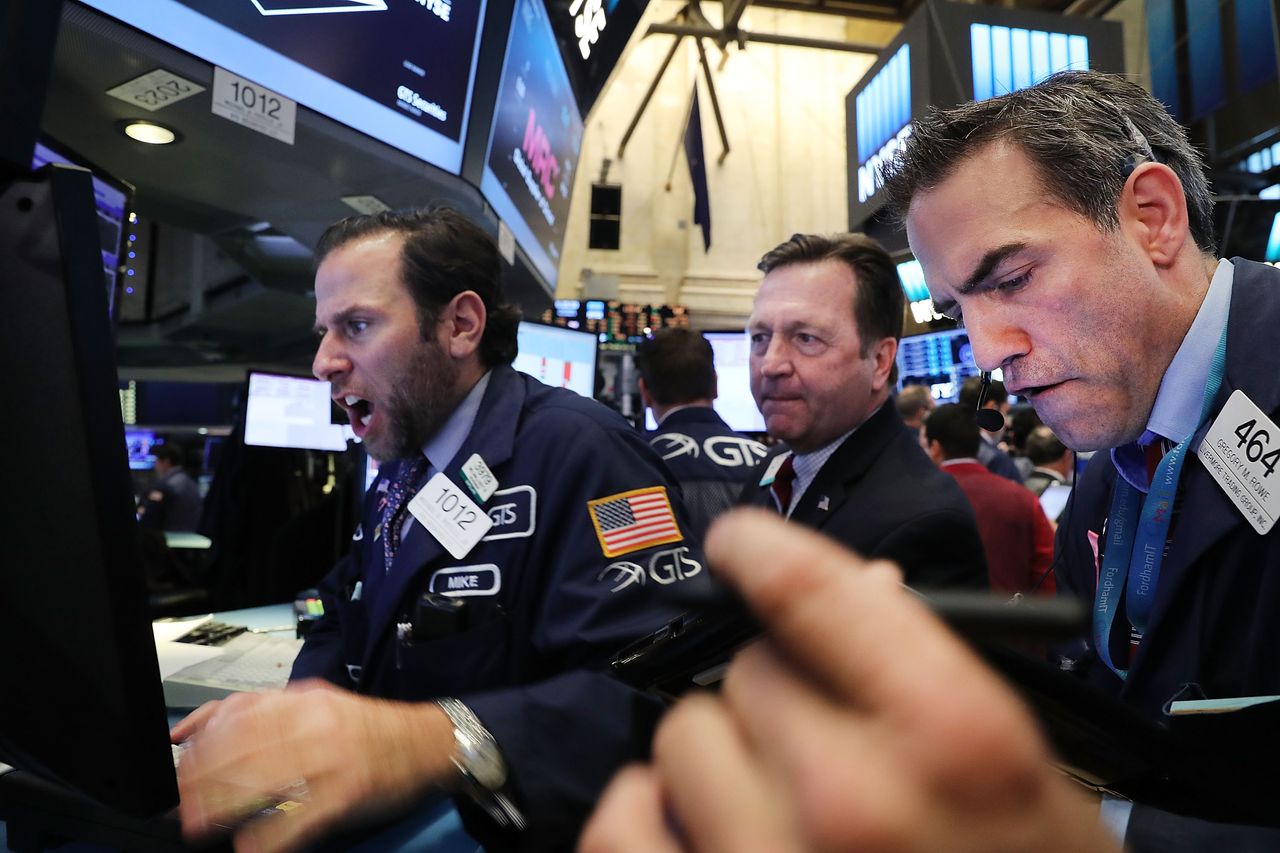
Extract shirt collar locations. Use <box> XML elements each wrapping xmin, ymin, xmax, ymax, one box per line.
<box><xmin>422</xmin><ymin>370</ymin><xmax>491</xmax><ymax>473</ymax></box>
<box><xmin>655</xmin><ymin>402</ymin><xmax>709</xmax><ymax>426</ymax></box>
<box><xmin>1144</xmin><ymin>258</ymin><xmax>1234</xmax><ymax>444</ymax></box>
<box><xmin>940</xmin><ymin>458</ymin><xmax>981</xmax><ymax>469</ymax></box>
<box><xmin>1110</xmin><ymin>259</ymin><xmax>1232</xmax><ymax>492</ymax></box>
<box><xmin>784</xmin><ymin>424</ymin><xmax>859</xmax><ymax>515</ymax></box>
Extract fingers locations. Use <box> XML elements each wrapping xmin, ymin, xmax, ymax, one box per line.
<box><xmin>652</xmin><ymin>694</ymin><xmax>801</xmax><ymax>853</ymax></box>
<box><xmin>719</xmin><ymin>643</ymin><xmax>920</xmax><ymax>851</ymax></box>
<box><xmin>704</xmin><ymin>509</ymin><xmax>1011</xmax><ymax>716</ymax></box>
<box><xmin>171</xmin><ymin>698</ymin><xmax>225</xmax><ymax>743</ymax></box>
<box><xmin>579</xmin><ymin>766</ymin><xmax>685</xmax><ymax>853</ymax></box>
<box><xmin>177</xmin><ymin>693</ymin><xmax>316</xmax><ymax>838</ymax></box>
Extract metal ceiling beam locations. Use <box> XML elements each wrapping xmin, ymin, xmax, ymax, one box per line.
<box><xmin>646</xmin><ymin>22</ymin><xmax>884</xmax><ymax>53</ymax></box>
<box><xmin>706</xmin><ymin>0</ymin><xmax>905</xmax><ymax>22</ymax></box>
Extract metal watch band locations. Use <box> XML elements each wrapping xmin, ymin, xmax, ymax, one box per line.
<box><xmin>435</xmin><ymin>698</ymin><xmax>525</xmax><ymax>829</ymax></box>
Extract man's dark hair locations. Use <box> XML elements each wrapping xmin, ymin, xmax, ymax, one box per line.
<box><xmin>153</xmin><ymin>444</ymin><xmax>186</xmax><ymax>468</ymax></box>
<box><xmin>925</xmin><ymin>403</ymin><xmax>981</xmax><ymax>460</ymax></box>
<box><xmin>635</xmin><ymin>328</ymin><xmax>716</xmax><ymax>406</ymax></box>
<box><xmin>1026</xmin><ymin>425</ymin><xmax>1070</xmax><ymax>466</ymax></box>
<box><xmin>315</xmin><ymin>207</ymin><xmax>520</xmax><ymax>366</ymax></box>
<box><xmin>958</xmin><ymin>375</ymin><xmax>1007</xmax><ymax>411</ymax></box>
<box><xmin>757</xmin><ymin>232</ymin><xmax>903</xmax><ymax>354</ymax></box>
<box><xmin>881</xmin><ymin>70</ymin><xmax>1216</xmax><ymax>255</ymax></box>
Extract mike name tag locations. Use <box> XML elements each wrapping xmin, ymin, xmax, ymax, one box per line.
<box><xmin>429</xmin><ymin>564</ymin><xmax>501</xmax><ymax>597</ymax></box>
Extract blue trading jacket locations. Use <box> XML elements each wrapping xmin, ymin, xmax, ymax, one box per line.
<box><xmin>293</xmin><ymin>365</ymin><xmax>707</xmax><ymax>851</ymax></box>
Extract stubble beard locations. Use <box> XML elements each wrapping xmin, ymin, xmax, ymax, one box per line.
<box><xmin>368</xmin><ymin>338</ymin><xmax>462</xmax><ymax>462</ymax></box>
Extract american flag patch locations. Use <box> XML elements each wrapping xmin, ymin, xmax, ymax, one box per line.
<box><xmin>587</xmin><ymin>487</ymin><xmax>683</xmax><ymax>557</ymax></box>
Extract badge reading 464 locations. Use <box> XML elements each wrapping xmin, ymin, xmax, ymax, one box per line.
<box><xmin>1198</xmin><ymin>390</ymin><xmax>1280</xmax><ymax>534</ymax></box>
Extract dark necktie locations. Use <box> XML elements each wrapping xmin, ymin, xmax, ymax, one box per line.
<box><xmin>1143</xmin><ymin>437</ymin><xmax>1170</xmax><ymax>487</ymax></box>
<box><xmin>382</xmin><ymin>456</ymin><xmax>429</xmax><ymax>574</ymax></box>
<box><xmin>770</xmin><ymin>455</ymin><xmax>797</xmax><ymax>516</ymax></box>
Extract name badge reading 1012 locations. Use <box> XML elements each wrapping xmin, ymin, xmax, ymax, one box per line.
<box><xmin>408</xmin><ymin>473</ymin><xmax>494</xmax><ymax>559</ymax></box>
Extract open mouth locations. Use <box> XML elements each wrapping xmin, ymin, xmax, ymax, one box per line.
<box><xmin>340</xmin><ymin>393</ymin><xmax>375</xmax><ymax>433</ymax></box>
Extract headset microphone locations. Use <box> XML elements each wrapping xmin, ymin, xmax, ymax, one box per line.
<box><xmin>973</xmin><ymin>371</ymin><xmax>1006</xmax><ymax>432</ymax></box>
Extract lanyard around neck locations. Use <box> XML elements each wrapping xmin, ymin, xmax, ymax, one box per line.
<box><xmin>1093</xmin><ymin>324</ymin><xmax>1229</xmax><ymax>679</ymax></box>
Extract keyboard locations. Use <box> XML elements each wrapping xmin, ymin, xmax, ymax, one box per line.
<box><xmin>174</xmin><ymin>620</ymin><xmax>249</xmax><ymax>646</ymax></box>
<box><xmin>163</xmin><ymin>632</ymin><xmax>303</xmax><ymax>709</ymax></box>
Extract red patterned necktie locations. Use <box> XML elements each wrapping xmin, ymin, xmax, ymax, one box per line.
<box><xmin>771</xmin><ymin>455</ymin><xmax>797</xmax><ymax>515</ymax></box>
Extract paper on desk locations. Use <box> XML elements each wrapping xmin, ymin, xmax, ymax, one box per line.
<box><xmin>154</xmin><ymin>639</ymin><xmax>224</xmax><ymax>680</ymax></box>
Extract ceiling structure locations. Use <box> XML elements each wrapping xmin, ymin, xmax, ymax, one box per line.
<box><xmin>39</xmin><ymin>0</ymin><xmax>1116</xmax><ymax>380</ymax></box>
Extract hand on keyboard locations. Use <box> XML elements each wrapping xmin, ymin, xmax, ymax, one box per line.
<box><xmin>170</xmin><ymin>679</ymin><xmax>461</xmax><ymax>853</ymax></box>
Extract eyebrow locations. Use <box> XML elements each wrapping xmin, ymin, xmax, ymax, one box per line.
<box><xmin>931</xmin><ymin>241</ymin><xmax>1029</xmax><ymax>316</ymax></box>
<box><xmin>312</xmin><ymin>307</ymin><xmax>362</xmax><ymax>337</ymax></box>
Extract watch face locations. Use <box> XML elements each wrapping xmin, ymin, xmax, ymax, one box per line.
<box><xmin>461</xmin><ymin>737</ymin><xmax>507</xmax><ymax>790</ymax></box>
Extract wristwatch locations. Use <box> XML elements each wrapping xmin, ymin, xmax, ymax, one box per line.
<box><xmin>435</xmin><ymin>698</ymin><xmax>526</xmax><ymax>829</ymax></box>
<box><xmin>436</xmin><ymin>697</ymin><xmax>507</xmax><ymax>790</ymax></box>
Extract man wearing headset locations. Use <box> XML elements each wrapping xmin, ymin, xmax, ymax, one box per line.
<box><xmin>582</xmin><ymin>70</ymin><xmax>1280</xmax><ymax>852</ymax></box>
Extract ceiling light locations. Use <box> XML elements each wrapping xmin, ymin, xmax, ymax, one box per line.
<box><xmin>121</xmin><ymin>120</ymin><xmax>178</xmax><ymax>145</ymax></box>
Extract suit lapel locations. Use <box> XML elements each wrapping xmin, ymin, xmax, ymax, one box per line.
<box><xmin>1144</xmin><ymin>261</ymin><xmax>1280</xmax><ymax>627</ymax></box>
<box><xmin>362</xmin><ymin>367</ymin><xmax>527</xmax><ymax>661</ymax></box>
<box><xmin>789</xmin><ymin>402</ymin><xmax>902</xmax><ymax>530</ymax></box>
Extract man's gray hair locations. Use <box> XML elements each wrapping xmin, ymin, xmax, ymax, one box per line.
<box><xmin>881</xmin><ymin>70</ymin><xmax>1216</xmax><ymax>254</ymax></box>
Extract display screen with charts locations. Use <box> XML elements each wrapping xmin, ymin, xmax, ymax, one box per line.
<box><xmin>895</xmin><ymin>327</ymin><xmax>983</xmax><ymax>403</ymax></box>
<box><xmin>514</xmin><ymin>321</ymin><xmax>597</xmax><ymax>399</ymax></box>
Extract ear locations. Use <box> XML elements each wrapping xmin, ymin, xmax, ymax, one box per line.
<box><xmin>1121</xmin><ymin>162</ymin><xmax>1190</xmax><ymax>267</ymax></box>
<box><xmin>926</xmin><ymin>439</ymin><xmax>944</xmax><ymax>465</ymax></box>
<box><xmin>441</xmin><ymin>291</ymin><xmax>487</xmax><ymax>360</ymax></box>
<box><xmin>638</xmin><ymin>377</ymin><xmax>655</xmax><ymax>410</ymax></box>
<box><xmin>869</xmin><ymin>337</ymin><xmax>899</xmax><ymax>392</ymax></box>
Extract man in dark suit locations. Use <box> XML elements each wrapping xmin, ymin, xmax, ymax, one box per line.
<box><xmin>171</xmin><ymin>208</ymin><xmax>704</xmax><ymax>852</ymax></box>
<box><xmin>738</xmin><ymin>232</ymin><xmax>986</xmax><ymax>590</ymax></box>
<box><xmin>888</xmin><ymin>69</ymin><xmax>1280</xmax><ymax>847</ymax></box>
<box><xmin>925</xmin><ymin>403</ymin><xmax>1055</xmax><ymax>596</ymax></box>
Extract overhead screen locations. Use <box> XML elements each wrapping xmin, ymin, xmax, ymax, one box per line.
<box><xmin>81</xmin><ymin>0</ymin><xmax>487</xmax><ymax>175</ymax></box>
<box><xmin>482</xmin><ymin>0</ymin><xmax>585</xmax><ymax>289</ymax></box>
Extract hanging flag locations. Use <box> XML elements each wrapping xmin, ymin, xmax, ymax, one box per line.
<box><xmin>683</xmin><ymin>84</ymin><xmax>711</xmax><ymax>251</ymax></box>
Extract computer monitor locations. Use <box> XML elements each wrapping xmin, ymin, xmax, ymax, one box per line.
<box><xmin>81</xmin><ymin>0</ymin><xmax>487</xmax><ymax>175</ymax></box>
<box><xmin>243</xmin><ymin>371</ymin><xmax>350</xmax><ymax>452</ymax></box>
<box><xmin>513</xmin><ymin>320</ymin><xmax>597</xmax><ymax>398</ymax></box>
<box><xmin>30</xmin><ymin>138</ymin><xmax>132</xmax><ymax>321</ymax></box>
<box><xmin>702</xmin><ymin>330</ymin><xmax>767</xmax><ymax>433</ymax></box>
<box><xmin>641</xmin><ymin>331</ymin><xmax>765</xmax><ymax>433</ymax></box>
<box><xmin>126</xmin><ymin>428</ymin><xmax>160</xmax><ymax>471</ymax></box>
<box><xmin>0</xmin><ymin>164</ymin><xmax>177</xmax><ymax>815</ymax></box>
<box><xmin>896</xmin><ymin>327</ymin><xmax>983</xmax><ymax>403</ymax></box>
<box><xmin>480</xmin><ymin>0</ymin><xmax>585</xmax><ymax>288</ymax></box>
